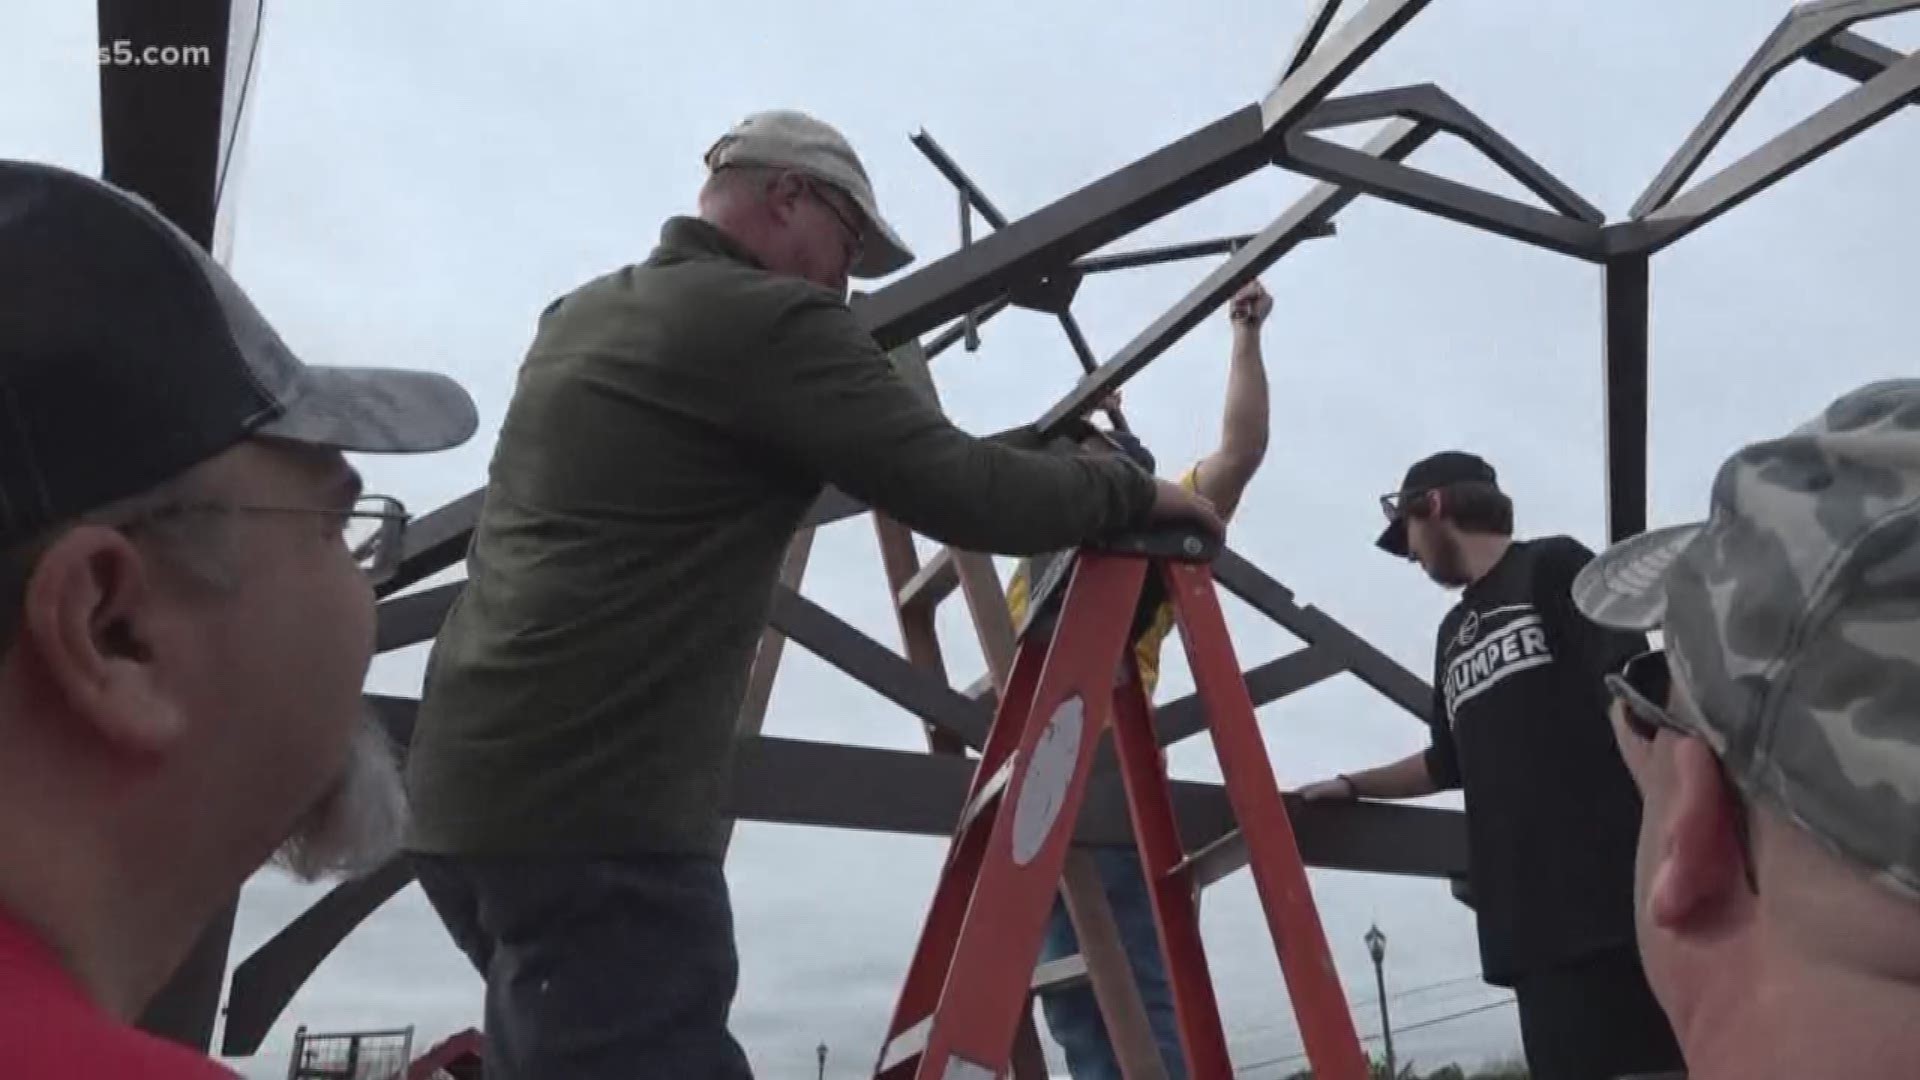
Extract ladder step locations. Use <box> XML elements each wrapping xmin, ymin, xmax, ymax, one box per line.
<box><xmin>1030</xmin><ymin>953</ymin><xmax>1090</xmax><ymax>994</ymax></box>
<box><xmin>897</xmin><ymin>548</ymin><xmax>959</xmax><ymax>613</ymax></box>
<box><xmin>883</xmin><ymin>957</ymin><xmax>1087</xmax><ymax>1075</ymax></box>
<box><xmin>880</xmin><ymin>1016</ymin><xmax>932</xmax><ymax>1073</ymax></box>
<box><xmin>1166</xmin><ymin>829</ymin><xmax>1246</xmax><ymax>890</ymax></box>
<box><xmin>957</xmin><ymin>756</ymin><xmax>1016</xmax><ymax>836</ymax></box>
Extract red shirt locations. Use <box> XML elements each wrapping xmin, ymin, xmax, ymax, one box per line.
<box><xmin>0</xmin><ymin>908</ymin><xmax>237</xmax><ymax>1078</ymax></box>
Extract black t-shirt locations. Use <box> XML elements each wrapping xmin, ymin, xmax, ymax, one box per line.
<box><xmin>1422</xmin><ymin>536</ymin><xmax>1649</xmax><ymax>986</ymax></box>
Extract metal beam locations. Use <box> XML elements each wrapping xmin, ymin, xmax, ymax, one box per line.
<box><xmin>912</xmin><ymin>129</ymin><xmax>1011</xmax><ymax>229</ymax></box>
<box><xmin>858</xmin><ymin>0</ymin><xmax>1429</xmax><ymax>355</ymax></box>
<box><xmin>853</xmin><ymin>105</ymin><xmax>1272</xmax><ymax>350</ymax></box>
<box><xmin>374</xmin><ymin>581</ymin><xmax>461</xmax><ymax>652</ymax></box>
<box><xmin>925</xmin><ymin>297</ymin><xmax>1013</xmax><ymax>360</ymax></box>
<box><xmin>1155</xmin><ymin>645</ymin><xmax>1348</xmax><ymax>746</ymax></box>
<box><xmin>1186</xmin><ymin>791</ymin><xmax>1470</xmax><ymax>888</ymax></box>
<box><xmin>1072</xmin><ymin>233</ymin><xmax>1285</xmax><ymax>275</ymax></box>
<box><xmin>1037</xmin><ymin>119</ymin><xmax>1436</xmax><ymax>436</ymax></box>
<box><xmin>1210</xmin><ymin>549</ymin><xmax>1431</xmax><ymax>719</ymax></box>
<box><xmin>1278</xmin><ymin>130</ymin><xmax>1607</xmax><ymax>260</ymax></box>
<box><xmin>374</xmin><ymin>575</ymin><xmax>994</xmax><ymax>750</ymax></box>
<box><xmin>1603</xmin><ymin>255</ymin><xmax>1651</xmax><ymax>542</ymax></box>
<box><xmin>1409</xmin><ymin>88</ymin><xmax>1606</xmax><ymax>224</ymax></box>
<box><xmin>897</xmin><ymin>547</ymin><xmax>960</xmax><ymax>614</ymax></box>
<box><xmin>1286</xmin><ymin>0</ymin><xmax>1347</xmax><ymax>79</ymax></box>
<box><xmin>1807</xmin><ymin>27</ymin><xmax>1911</xmax><ymax>83</ymax></box>
<box><xmin>384</xmin><ymin>488</ymin><xmax>484</xmax><ymax>597</ymax></box>
<box><xmin>1633</xmin><ymin>45</ymin><xmax>1920</xmax><ymax>253</ymax></box>
<box><xmin>1301</xmin><ymin>84</ymin><xmax>1604</xmax><ymax>224</ymax></box>
<box><xmin>768</xmin><ymin>587</ymin><xmax>994</xmax><ymax>750</ymax></box>
<box><xmin>1260</xmin><ymin>0</ymin><xmax>1437</xmax><ymax>132</ymax></box>
<box><xmin>1631</xmin><ymin>0</ymin><xmax>1920</xmax><ymax>218</ymax></box>
<box><xmin>220</xmin><ymin>723</ymin><xmax>1470</xmax><ymax>1054</ymax></box>
<box><xmin>97</xmin><ymin>0</ymin><xmax>234</xmax><ymax>248</ymax></box>
<box><xmin>221</xmin><ymin>856</ymin><xmax>416</xmax><ymax>1055</ymax></box>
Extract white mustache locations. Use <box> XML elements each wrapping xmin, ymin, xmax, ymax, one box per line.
<box><xmin>271</xmin><ymin>712</ymin><xmax>409</xmax><ymax>883</ymax></box>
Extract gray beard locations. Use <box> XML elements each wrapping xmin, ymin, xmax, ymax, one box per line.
<box><xmin>272</xmin><ymin>714</ymin><xmax>408</xmax><ymax>882</ymax></box>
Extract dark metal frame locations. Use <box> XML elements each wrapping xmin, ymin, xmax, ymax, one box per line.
<box><xmin>91</xmin><ymin>0</ymin><xmax>1920</xmax><ymax>1058</ymax></box>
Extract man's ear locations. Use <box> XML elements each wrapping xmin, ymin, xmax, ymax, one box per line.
<box><xmin>1646</xmin><ymin>735</ymin><xmax>1749</xmax><ymax>932</ymax></box>
<box><xmin>767</xmin><ymin>170</ymin><xmax>806</xmax><ymax>222</ymax></box>
<box><xmin>19</xmin><ymin>526</ymin><xmax>186</xmax><ymax>756</ymax></box>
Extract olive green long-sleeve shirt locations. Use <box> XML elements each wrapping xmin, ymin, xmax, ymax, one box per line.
<box><xmin>404</xmin><ymin>217</ymin><xmax>1156</xmax><ymax>858</ymax></box>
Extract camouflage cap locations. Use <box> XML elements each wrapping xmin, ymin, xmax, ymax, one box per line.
<box><xmin>1573</xmin><ymin>379</ymin><xmax>1920</xmax><ymax>901</ymax></box>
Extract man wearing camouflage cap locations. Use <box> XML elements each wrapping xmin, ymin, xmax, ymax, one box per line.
<box><xmin>404</xmin><ymin>110</ymin><xmax>1220</xmax><ymax>1078</ymax></box>
<box><xmin>1575</xmin><ymin>378</ymin><xmax>1920</xmax><ymax>1079</ymax></box>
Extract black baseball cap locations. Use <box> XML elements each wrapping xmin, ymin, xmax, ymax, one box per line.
<box><xmin>1374</xmin><ymin>450</ymin><xmax>1498</xmax><ymax>558</ymax></box>
<box><xmin>0</xmin><ymin>160</ymin><xmax>477</xmax><ymax>545</ymax></box>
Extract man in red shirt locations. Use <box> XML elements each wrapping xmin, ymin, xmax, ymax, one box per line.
<box><xmin>0</xmin><ymin>160</ymin><xmax>476</xmax><ymax>1076</ymax></box>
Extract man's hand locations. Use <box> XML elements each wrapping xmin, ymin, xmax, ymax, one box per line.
<box><xmin>1228</xmin><ymin>279</ymin><xmax>1273</xmax><ymax>329</ymax></box>
<box><xmin>1295</xmin><ymin>776</ymin><xmax>1358</xmax><ymax>802</ymax></box>
<box><xmin>1147</xmin><ymin>477</ymin><xmax>1225</xmax><ymax>537</ymax></box>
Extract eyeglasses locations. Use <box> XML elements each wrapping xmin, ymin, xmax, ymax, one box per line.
<box><xmin>125</xmin><ymin>494</ymin><xmax>410</xmax><ymax>587</ymax></box>
<box><xmin>1607</xmin><ymin>648</ymin><xmax>1761</xmax><ymax>893</ymax></box>
<box><xmin>805</xmin><ymin>180</ymin><xmax>866</xmax><ymax>262</ymax></box>
<box><xmin>1607</xmin><ymin>649</ymin><xmax>1690</xmax><ymax>742</ymax></box>
<box><xmin>1379</xmin><ymin>488</ymin><xmax>1429</xmax><ymax>522</ymax></box>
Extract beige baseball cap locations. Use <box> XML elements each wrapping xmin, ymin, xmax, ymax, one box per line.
<box><xmin>704</xmin><ymin>109</ymin><xmax>914</xmax><ymax>279</ymax></box>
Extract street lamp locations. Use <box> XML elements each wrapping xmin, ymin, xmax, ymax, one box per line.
<box><xmin>817</xmin><ymin>1041</ymin><xmax>828</xmax><ymax>1080</ymax></box>
<box><xmin>1364</xmin><ymin>924</ymin><xmax>1396</xmax><ymax>1078</ymax></box>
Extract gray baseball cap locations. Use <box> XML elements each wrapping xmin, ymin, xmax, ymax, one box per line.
<box><xmin>0</xmin><ymin>159</ymin><xmax>477</xmax><ymax>545</ymax></box>
<box><xmin>704</xmin><ymin>109</ymin><xmax>914</xmax><ymax>279</ymax></box>
<box><xmin>1573</xmin><ymin>379</ymin><xmax>1920</xmax><ymax>900</ymax></box>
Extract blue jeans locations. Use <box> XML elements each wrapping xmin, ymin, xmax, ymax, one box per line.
<box><xmin>412</xmin><ymin>852</ymin><xmax>754</xmax><ymax>1080</ymax></box>
<box><xmin>1037</xmin><ymin>845</ymin><xmax>1187</xmax><ymax>1079</ymax></box>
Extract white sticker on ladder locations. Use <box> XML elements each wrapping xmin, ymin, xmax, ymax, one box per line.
<box><xmin>1010</xmin><ymin>694</ymin><xmax>1083</xmax><ymax>866</ymax></box>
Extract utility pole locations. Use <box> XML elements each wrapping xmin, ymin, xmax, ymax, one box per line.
<box><xmin>1365</xmin><ymin>924</ymin><xmax>1396</xmax><ymax>1079</ymax></box>
<box><xmin>817</xmin><ymin>1040</ymin><xmax>828</xmax><ymax>1080</ymax></box>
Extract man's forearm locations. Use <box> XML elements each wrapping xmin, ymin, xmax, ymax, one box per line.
<box><xmin>1344</xmin><ymin>751</ymin><xmax>1443</xmax><ymax>800</ymax></box>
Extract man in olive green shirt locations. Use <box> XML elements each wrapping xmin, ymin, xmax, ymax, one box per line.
<box><xmin>404</xmin><ymin>109</ymin><xmax>1221</xmax><ymax>1079</ymax></box>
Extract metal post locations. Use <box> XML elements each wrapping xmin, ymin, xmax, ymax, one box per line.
<box><xmin>286</xmin><ymin>1026</ymin><xmax>305</xmax><ymax>1080</ymax></box>
<box><xmin>817</xmin><ymin>1040</ymin><xmax>828</xmax><ymax>1080</ymax></box>
<box><xmin>1602</xmin><ymin>253</ymin><xmax>1651</xmax><ymax>542</ymax></box>
<box><xmin>1365</xmin><ymin>924</ymin><xmax>1395</xmax><ymax>1078</ymax></box>
<box><xmin>959</xmin><ymin>193</ymin><xmax>979</xmax><ymax>351</ymax></box>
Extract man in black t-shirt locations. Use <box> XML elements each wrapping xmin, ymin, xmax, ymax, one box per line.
<box><xmin>1296</xmin><ymin>451</ymin><xmax>1683</xmax><ymax>1080</ymax></box>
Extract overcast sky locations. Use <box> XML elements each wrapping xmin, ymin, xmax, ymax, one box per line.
<box><xmin>8</xmin><ymin>1</ymin><xmax>1920</xmax><ymax>1076</ymax></box>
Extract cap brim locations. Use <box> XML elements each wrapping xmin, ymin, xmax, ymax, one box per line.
<box><xmin>1572</xmin><ymin>523</ymin><xmax>1703</xmax><ymax>632</ymax></box>
<box><xmin>848</xmin><ymin>193</ymin><xmax>914</xmax><ymax>279</ymax></box>
<box><xmin>1376</xmin><ymin>517</ymin><xmax>1410</xmax><ymax>559</ymax></box>
<box><xmin>257</xmin><ymin>365</ymin><xmax>479</xmax><ymax>454</ymax></box>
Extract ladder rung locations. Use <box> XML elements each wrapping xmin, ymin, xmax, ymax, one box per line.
<box><xmin>897</xmin><ymin>548</ymin><xmax>959</xmax><ymax>612</ymax></box>
<box><xmin>958</xmin><ymin>756</ymin><xmax>1016</xmax><ymax>835</ymax></box>
<box><xmin>1031</xmin><ymin>953</ymin><xmax>1090</xmax><ymax>994</ymax></box>
<box><xmin>1169</xmin><ymin>829</ymin><xmax>1247</xmax><ymax>891</ymax></box>
<box><xmin>880</xmin><ymin>1016</ymin><xmax>932</xmax><ymax>1073</ymax></box>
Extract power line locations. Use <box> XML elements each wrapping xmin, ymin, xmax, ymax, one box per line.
<box><xmin>1227</xmin><ymin>971</ymin><xmax>1491</xmax><ymax>1042</ymax></box>
<box><xmin>1231</xmin><ymin>995</ymin><xmax>1518</xmax><ymax>1076</ymax></box>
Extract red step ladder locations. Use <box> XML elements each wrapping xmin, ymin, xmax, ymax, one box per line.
<box><xmin>873</xmin><ymin>528</ymin><xmax>1369</xmax><ymax>1080</ymax></box>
